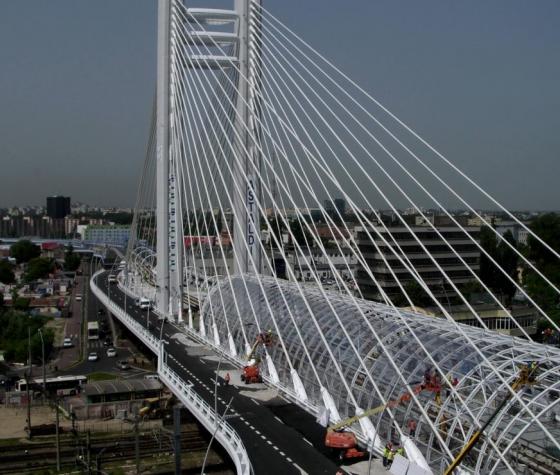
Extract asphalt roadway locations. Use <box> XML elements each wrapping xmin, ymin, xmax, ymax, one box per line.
<box><xmin>94</xmin><ymin>272</ymin><xmax>345</xmax><ymax>475</ymax></box>
<box><xmin>59</xmin><ymin>264</ymin><xmax>135</xmax><ymax>377</ymax></box>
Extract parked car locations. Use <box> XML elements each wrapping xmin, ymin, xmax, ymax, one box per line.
<box><xmin>139</xmin><ymin>298</ymin><xmax>151</xmax><ymax>310</ymax></box>
<box><xmin>63</xmin><ymin>337</ymin><xmax>73</xmax><ymax>348</ymax></box>
<box><xmin>75</xmin><ymin>294</ymin><xmax>82</xmax><ymax>301</ymax></box>
<box><xmin>106</xmin><ymin>348</ymin><xmax>117</xmax><ymax>358</ymax></box>
<box><xmin>118</xmin><ymin>360</ymin><xmax>130</xmax><ymax>370</ymax></box>
<box><xmin>88</xmin><ymin>352</ymin><xmax>99</xmax><ymax>362</ymax></box>
<box><xmin>144</xmin><ymin>374</ymin><xmax>159</xmax><ymax>381</ymax></box>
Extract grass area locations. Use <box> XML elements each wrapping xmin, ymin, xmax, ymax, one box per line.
<box><xmin>87</xmin><ymin>372</ymin><xmax>118</xmax><ymax>381</ymax></box>
<box><xmin>0</xmin><ymin>437</ymin><xmax>25</xmax><ymax>447</ymax></box>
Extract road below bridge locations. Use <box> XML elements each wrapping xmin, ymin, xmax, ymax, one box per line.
<box><xmin>95</xmin><ymin>272</ymin><xmax>344</xmax><ymax>475</ymax></box>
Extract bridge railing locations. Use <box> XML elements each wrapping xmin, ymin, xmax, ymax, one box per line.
<box><xmin>90</xmin><ymin>270</ymin><xmax>252</xmax><ymax>475</ymax></box>
<box><xmin>90</xmin><ymin>270</ymin><xmax>160</xmax><ymax>353</ymax></box>
<box><xmin>158</xmin><ymin>354</ymin><xmax>252</xmax><ymax>475</ymax></box>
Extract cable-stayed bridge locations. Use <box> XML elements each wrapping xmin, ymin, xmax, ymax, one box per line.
<box><xmin>91</xmin><ymin>1</ymin><xmax>560</xmax><ymax>474</ymax></box>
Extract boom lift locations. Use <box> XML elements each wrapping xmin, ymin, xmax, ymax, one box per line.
<box><xmin>325</xmin><ymin>376</ymin><xmax>445</xmax><ymax>460</ymax></box>
<box><xmin>443</xmin><ymin>362</ymin><xmax>540</xmax><ymax>475</ymax></box>
<box><xmin>240</xmin><ymin>331</ymin><xmax>274</xmax><ymax>384</ymax></box>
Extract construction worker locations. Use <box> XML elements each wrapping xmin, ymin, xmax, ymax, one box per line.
<box><xmin>396</xmin><ymin>445</ymin><xmax>405</xmax><ymax>458</ymax></box>
<box><xmin>407</xmin><ymin>418</ymin><xmax>417</xmax><ymax>437</ymax></box>
<box><xmin>386</xmin><ymin>446</ymin><xmax>395</xmax><ymax>469</ymax></box>
<box><xmin>224</xmin><ymin>372</ymin><xmax>231</xmax><ymax>386</ymax></box>
<box><xmin>528</xmin><ymin>361</ymin><xmax>539</xmax><ymax>382</ymax></box>
<box><xmin>423</xmin><ymin>368</ymin><xmax>432</xmax><ymax>389</ymax></box>
<box><xmin>382</xmin><ymin>442</ymin><xmax>392</xmax><ymax>467</ymax></box>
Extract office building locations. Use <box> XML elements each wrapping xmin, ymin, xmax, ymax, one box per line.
<box><xmin>355</xmin><ymin>225</ymin><xmax>481</xmax><ymax>302</ymax></box>
<box><xmin>46</xmin><ymin>196</ymin><xmax>71</xmax><ymax>219</ymax></box>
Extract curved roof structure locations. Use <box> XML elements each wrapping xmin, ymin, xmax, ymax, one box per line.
<box><xmin>203</xmin><ymin>275</ymin><xmax>560</xmax><ymax>474</ymax></box>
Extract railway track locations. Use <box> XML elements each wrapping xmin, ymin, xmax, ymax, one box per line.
<box><xmin>0</xmin><ymin>429</ymin><xmax>226</xmax><ymax>474</ymax></box>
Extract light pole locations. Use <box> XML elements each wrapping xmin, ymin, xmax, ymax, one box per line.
<box><xmin>214</xmin><ymin>353</ymin><xmax>224</xmax><ymax>415</ymax></box>
<box><xmin>37</xmin><ymin>329</ymin><xmax>46</xmax><ymax>399</ymax></box>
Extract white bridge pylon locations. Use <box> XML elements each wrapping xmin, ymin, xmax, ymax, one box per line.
<box><xmin>123</xmin><ymin>1</ymin><xmax>560</xmax><ymax>474</ymax></box>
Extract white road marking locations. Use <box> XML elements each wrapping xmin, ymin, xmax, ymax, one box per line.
<box><xmin>293</xmin><ymin>463</ymin><xmax>308</xmax><ymax>474</ymax></box>
<box><xmin>251</xmin><ymin>399</ymin><xmax>259</xmax><ymax>406</ymax></box>
<box><xmin>254</xmin><ymin>430</ymin><xmax>261</xmax><ymax>435</ymax></box>
<box><xmin>279</xmin><ymin>451</ymin><xmax>285</xmax><ymax>456</ymax></box>
<box><xmin>274</xmin><ymin>416</ymin><xmax>284</xmax><ymax>424</ymax></box>
<box><xmin>303</xmin><ymin>438</ymin><xmax>312</xmax><ymax>446</ymax></box>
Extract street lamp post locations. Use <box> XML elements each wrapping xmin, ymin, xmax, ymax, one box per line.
<box><xmin>37</xmin><ymin>329</ymin><xmax>46</xmax><ymax>399</ymax></box>
<box><xmin>214</xmin><ymin>354</ymin><xmax>223</xmax><ymax>415</ymax></box>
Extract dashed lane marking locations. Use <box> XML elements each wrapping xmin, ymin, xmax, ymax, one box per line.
<box><xmin>274</xmin><ymin>416</ymin><xmax>284</xmax><ymax>424</ymax></box>
<box><xmin>293</xmin><ymin>463</ymin><xmax>308</xmax><ymax>474</ymax></box>
<box><xmin>303</xmin><ymin>438</ymin><xmax>312</xmax><ymax>446</ymax></box>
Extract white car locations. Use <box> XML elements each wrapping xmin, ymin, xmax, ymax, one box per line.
<box><xmin>87</xmin><ymin>352</ymin><xmax>99</xmax><ymax>362</ymax></box>
<box><xmin>106</xmin><ymin>348</ymin><xmax>117</xmax><ymax>358</ymax></box>
<box><xmin>63</xmin><ymin>337</ymin><xmax>73</xmax><ymax>348</ymax></box>
<box><xmin>75</xmin><ymin>294</ymin><xmax>82</xmax><ymax>301</ymax></box>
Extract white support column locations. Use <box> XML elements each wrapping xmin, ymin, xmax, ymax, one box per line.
<box><xmin>156</xmin><ymin>0</ymin><xmax>171</xmax><ymax>315</ymax></box>
<box><xmin>233</xmin><ymin>0</ymin><xmax>262</xmax><ymax>275</ymax></box>
<box><xmin>168</xmin><ymin>11</ymin><xmax>183</xmax><ymax>322</ymax></box>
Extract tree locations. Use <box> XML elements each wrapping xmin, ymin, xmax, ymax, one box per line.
<box><xmin>523</xmin><ymin>213</ymin><xmax>560</xmax><ymax>328</ymax></box>
<box><xmin>479</xmin><ymin>226</ymin><xmax>499</xmax><ymax>290</ymax></box>
<box><xmin>479</xmin><ymin>227</ymin><xmax>519</xmax><ymax>302</ymax></box>
<box><xmin>527</xmin><ymin>213</ymin><xmax>560</xmax><ymax>265</ymax></box>
<box><xmin>10</xmin><ymin>240</ymin><xmax>40</xmax><ymax>264</ymax></box>
<box><xmin>393</xmin><ymin>280</ymin><xmax>434</xmax><ymax>308</ymax></box>
<box><xmin>494</xmin><ymin>230</ymin><xmax>519</xmax><ymax>303</ymax></box>
<box><xmin>25</xmin><ymin>257</ymin><xmax>54</xmax><ymax>281</ymax></box>
<box><xmin>289</xmin><ymin>220</ymin><xmax>311</xmax><ymax>247</ymax></box>
<box><xmin>0</xmin><ymin>260</ymin><xmax>15</xmax><ymax>285</ymax></box>
<box><xmin>64</xmin><ymin>246</ymin><xmax>81</xmax><ymax>271</ymax></box>
<box><xmin>13</xmin><ymin>297</ymin><xmax>30</xmax><ymax>311</ymax></box>
<box><xmin>0</xmin><ymin>311</ymin><xmax>54</xmax><ymax>363</ymax></box>
<box><xmin>266</xmin><ymin>215</ymin><xmax>285</xmax><ymax>247</ymax></box>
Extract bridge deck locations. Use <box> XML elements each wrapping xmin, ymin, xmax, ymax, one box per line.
<box><xmin>95</xmin><ymin>273</ymin><xmax>341</xmax><ymax>474</ymax></box>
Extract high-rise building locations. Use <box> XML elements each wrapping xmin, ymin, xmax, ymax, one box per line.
<box><xmin>46</xmin><ymin>196</ymin><xmax>71</xmax><ymax>219</ymax></box>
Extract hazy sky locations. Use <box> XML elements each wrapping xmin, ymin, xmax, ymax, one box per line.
<box><xmin>0</xmin><ymin>1</ymin><xmax>559</xmax><ymax>209</ymax></box>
